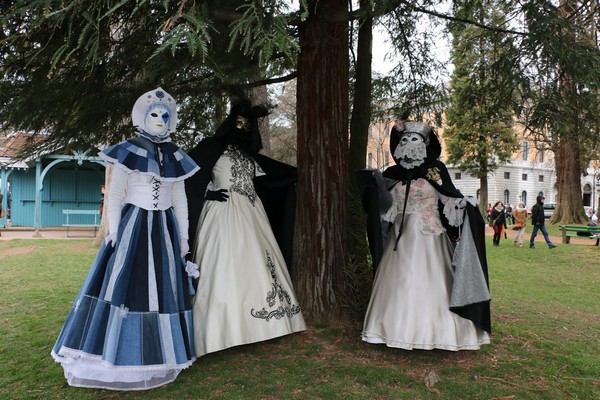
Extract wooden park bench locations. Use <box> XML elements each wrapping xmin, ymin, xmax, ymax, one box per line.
<box><xmin>558</xmin><ymin>224</ymin><xmax>600</xmax><ymax>245</ymax></box>
<box><xmin>62</xmin><ymin>209</ymin><xmax>101</xmax><ymax>237</ymax></box>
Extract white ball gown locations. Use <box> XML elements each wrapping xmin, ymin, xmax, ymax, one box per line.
<box><xmin>362</xmin><ymin>178</ymin><xmax>490</xmax><ymax>350</ymax></box>
<box><xmin>191</xmin><ymin>145</ymin><xmax>306</xmax><ymax>356</ymax></box>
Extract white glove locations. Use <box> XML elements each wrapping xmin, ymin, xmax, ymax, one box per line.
<box><xmin>180</xmin><ymin>238</ymin><xmax>190</xmax><ymax>257</ymax></box>
<box><xmin>104</xmin><ymin>232</ymin><xmax>117</xmax><ymax>247</ymax></box>
<box><xmin>185</xmin><ymin>261</ymin><xmax>200</xmax><ymax>279</ymax></box>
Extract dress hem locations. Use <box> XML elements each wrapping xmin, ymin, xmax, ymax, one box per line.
<box><xmin>361</xmin><ymin>332</ymin><xmax>490</xmax><ymax>351</ymax></box>
<box><xmin>197</xmin><ymin>327</ymin><xmax>306</xmax><ymax>357</ymax></box>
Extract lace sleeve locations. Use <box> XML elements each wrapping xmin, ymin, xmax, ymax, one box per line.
<box><xmin>443</xmin><ymin>196</ymin><xmax>477</xmax><ymax>227</ymax></box>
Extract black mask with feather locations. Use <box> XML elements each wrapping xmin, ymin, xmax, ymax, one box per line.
<box><xmin>215</xmin><ymin>99</ymin><xmax>270</xmax><ymax>155</ymax></box>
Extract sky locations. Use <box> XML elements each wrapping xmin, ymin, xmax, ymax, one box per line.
<box><xmin>370</xmin><ymin>4</ymin><xmax>453</xmax><ymax>76</ymax></box>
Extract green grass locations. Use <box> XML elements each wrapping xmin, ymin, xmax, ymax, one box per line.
<box><xmin>1</xmin><ymin>238</ymin><xmax>599</xmax><ymax>399</ymax></box>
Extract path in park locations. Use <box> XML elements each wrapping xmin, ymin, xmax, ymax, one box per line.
<box><xmin>0</xmin><ymin>227</ymin><xmax>100</xmax><ymax>241</ymax></box>
<box><xmin>1</xmin><ymin>225</ymin><xmax>596</xmax><ymax>246</ymax></box>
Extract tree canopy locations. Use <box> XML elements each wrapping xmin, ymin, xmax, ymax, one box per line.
<box><xmin>3</xmin><ymin>0</ymin><xmax>600</xmax><ymax>318</ymax></box>
<box><xmin>445</xmin><ymin>0</ymin><xmax>520</xmax><ymax>213</ymax></box>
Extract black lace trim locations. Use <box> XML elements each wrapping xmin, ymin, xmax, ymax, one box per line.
<box><xmin>225</xmin><ymin>146</ymin><xmax>258</xmax><ymax>206</ymax></box>
<box><xmin>251</xmin><ymin>250</ymin><xmax>302</xmax><ymax>322</ymax></box>
<box><xmin>151</xmin><ymin>177</ymin><xmax>162</xmax><ymax>209</ymax></box>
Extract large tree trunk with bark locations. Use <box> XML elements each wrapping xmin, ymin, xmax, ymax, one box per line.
<box><xmin>295</xmin><ymin>0</ymin><xmax>349</xmax><ymax>322</ymax></box>
<box><xmin>479</xmin><ymin>174</ymin><xmax>489</xmax><ymax>221</ymax></box>
<box><xmin>346</xmin><ymin>2</ymin><xmax>374</xmax><ymax>318</ymax></box>
<box><xmin>552</xmin><ymin>139</ymin><xmax>587</xmax><ymax>224</ymax></box>
<box><xmin>93</xmin><ymin>165</ymin><xmax>112</xmax><ymax>246</ymax></box>
<box><xmin>550</xmin><ymin>0</ymin><xmax>588</xmax><ymax>225</ymax></box>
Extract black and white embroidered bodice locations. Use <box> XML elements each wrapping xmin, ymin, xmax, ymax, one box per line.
<box><xmin>210</xmin><ymin>145</ymin><xmax>265</xmax><ymax>205</ymax></box>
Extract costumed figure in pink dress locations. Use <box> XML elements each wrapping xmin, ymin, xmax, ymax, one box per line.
<box><xmin>361</xmin><ymin>120</ymin><xmax>491</xmax><ymax>350</ymax></box>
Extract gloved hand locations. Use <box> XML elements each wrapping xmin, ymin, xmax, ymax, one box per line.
<box><xmin>180</xmin><ymin>239</ymin><xmax>190</xmax><ymax>257</ymax></box>
<box><xmin>104</xmin><ymin>232</ymin><xmax>117</xmax><ymax>247</ymax></box>
<box><xmin>205</xmin><ymin>189</ymin><xmax>229</xmax><ymax>202</ymax></box>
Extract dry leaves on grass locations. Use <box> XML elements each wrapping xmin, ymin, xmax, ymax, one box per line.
<box><xmin>423</xmin><ymin>370</ymin><xmax>440</xmax><ymax>388</ymax></box>
<box><xmin>0</xmin><ymin>246</ymin><xmax>39</xmax><ymax>257</ymax></box>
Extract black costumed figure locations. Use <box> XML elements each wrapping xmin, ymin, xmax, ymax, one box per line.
<box><xmin>51</xmin><ymin>88</ymin><xmax>200</xmax><ymax>390</ymax></box>
<box><xmin>360</xmin><ymin>120</ymin><xmax>491</xmax><ymax>350</ymax></box>
<box><xmin>186</xmin><ymin>99</ymin><xmax>306</xmax><ymax>356</ymax></box>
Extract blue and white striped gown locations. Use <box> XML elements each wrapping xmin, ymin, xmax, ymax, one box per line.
<box><xmin>51</xmin><ymin>204</ymin><xmax>195</xmax><ymax>390</ymax></box>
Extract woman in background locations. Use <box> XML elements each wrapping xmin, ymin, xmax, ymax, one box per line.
<box><xmin>512</xmin><ymin>203</ymin><xmax>528</xmax><ymax>247</ymax></box>
<box><xmin>490</xmin><ymin>201</ymin><xmax>507</xmax><ymax>246</ymax></box>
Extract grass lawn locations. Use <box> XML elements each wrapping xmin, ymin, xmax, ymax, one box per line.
<box><xmin>1</xmin><ymin>237</ymin><xmax>599</xmax><ymax>399</ymax></box>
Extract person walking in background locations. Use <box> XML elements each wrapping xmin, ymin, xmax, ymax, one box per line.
<box><xmin>505</xmin><ymin>204</ymin><xmax>513</xmax><ymax>225</ymax></box>
<box><xmin>511</xmin><ymin>203</ymin><xmax>528</xmax><ymax>247</ymax></box>
<box><xmin>99</xmin><ymin>184</ymin><xmax>105</xmax><ymax>215</ymax></box>
<box><xmin>529</xmin><ymin>195</ymin><xmax>557</xmax><ymax>249</ymax></box>
<box><xmin>490</xmin><ymin>201</ymin><xmax>507</xmax><ymax>246</ymax></box>
<box><xmin>486</xmin><ymin>203</ymin><xmax>492</xmax><ymax>223</ymax></box>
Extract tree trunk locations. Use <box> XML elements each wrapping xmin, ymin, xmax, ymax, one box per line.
<box><xmin>93</xmin><ymin>165</ymin><xmax>112</xmax><ymax>246</ymax></box>
<box><xmin>479</xmin><ymin>174</ymin><xmax>489</xmax><ymax>221</ymax></box>
<box><xmin>295</xmin><ymin>0</ymin><xmax>349</xmax><ymax>322</ymax></box>
<box><xmin>479</xmin><ymin>141</ymin><xmax>489</xmax><ymax>220</ymax></box>
<box><xmin>346</xmin><ymin>1</ymin><xmax>374</xmax><ymax>318</ymax></box>
<box><xmin>552</xmin><ymin>139</ymin><xmax>587</xmax><ymax>224</ymax></box>
<box><xmin>551</xmin><ymin>0</ymin><xmax>588</xmax><ymax>225</ymax></box>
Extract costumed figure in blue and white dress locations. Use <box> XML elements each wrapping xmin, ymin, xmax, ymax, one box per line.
<box><xmin>186</xmin><ymin>98</ymin><xmax>306</xmax><ymax>357</ymax></box>
<box><xmin>361</xmin><ymin>120</ymin><xmax>491</xmax><ymax>351</ymax></box>
<box><xmin>51</xmin><ymin>88</ymin><xmax>200</xmax><ymax>390</ymax></box>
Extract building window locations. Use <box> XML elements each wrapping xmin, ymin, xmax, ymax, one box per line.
<box><xmin>367</xmin><ymin>152</ymin><xmax>374</xmax><ymax>169</ymax></box>
<box><xmin>504</xmin><ymin>190</ymin><xmax>510</xmax><ymax>205</ymax></box>
<box><xmin>539</xmin><ymin>175</ymin><xmax>544</xmax><ymax>182</ymax></box>
<box><xmin>522</xmin><ymin>173</ymin><xmax>528</xmax><ymax>181</ymax></box>
<box><xmin>522</xmin><ymin>141</ymin><xmax>529</xmax><ymax>161</ymax></box>
<box><xmin>504</xmin><ymin>172</ymin><xmax>510</xmax><ymax>179</ymax></box>
<box><xmin>521</xmin><ymin>191</ymin><xmax>527</xmax><ymax>207</ymax></box>
<box><xmin>455</xmin><ymin>172</ymin><xmax>462</xmax><ymax>180</ymax></box>
<box><xmin>538</xmin><ymin>144</ymin><xmax>545</xmax><ymax>163</ymax></box>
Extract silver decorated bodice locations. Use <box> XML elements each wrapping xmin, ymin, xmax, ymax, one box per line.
<box><xmin>384</xmin><ymin>178</ymin><xmax>445</xmax><ymax>235</ymax></box>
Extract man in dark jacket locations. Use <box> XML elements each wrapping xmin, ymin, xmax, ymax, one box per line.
<box><xmin>529</xmin><ymin>195</ymin><xmax>557</xmax><ymax>249</ymax></box>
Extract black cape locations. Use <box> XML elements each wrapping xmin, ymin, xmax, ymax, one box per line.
<box><xmin>185</xmin><ymin>136</ymin><xmax>297</xmax><ymax>270</ymax></box>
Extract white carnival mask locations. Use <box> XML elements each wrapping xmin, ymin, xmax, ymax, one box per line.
<box><xmin>394</xmin><ymin>132</ymin><xmax>427</xmax><ymax>169</ymax></box>
<box><xmin>144</xmin><ymin>104</ymin><xmax>171</xmax><ymax>138</ymax></box>
<box><xmin>131</xmin><ymin>87</ymin><xmax>178</xmax><ymax>142</ymax></box>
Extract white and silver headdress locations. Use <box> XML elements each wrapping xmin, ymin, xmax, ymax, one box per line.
<box><xmin>131</xmin><ymin>87</ymin><xmax>178</xmax><ymax>133</ymax></box>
